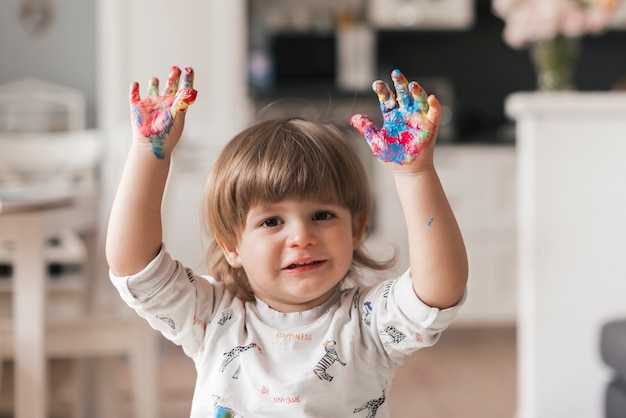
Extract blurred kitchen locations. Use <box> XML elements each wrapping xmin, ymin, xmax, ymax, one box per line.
<box><xmin>2</xmin><ymin>0</ymin><xmax>626</xmax><ymax>417</ymax></box>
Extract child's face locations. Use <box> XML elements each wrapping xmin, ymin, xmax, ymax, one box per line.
<box><xmin>221</xmin><ymin>199</ymin><xmax>364</xmax><ymax>313</ymax></box>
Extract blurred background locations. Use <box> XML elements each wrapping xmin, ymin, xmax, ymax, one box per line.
<box><xmin>1</xmin><ymin>0</ymin><xmax>626</xmax><ymax>417</ymax></box>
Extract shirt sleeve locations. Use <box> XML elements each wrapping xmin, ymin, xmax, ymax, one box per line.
<box><xmin>109</xmin><ymin>245</ymin><xmax>224</xmax><ymax>359</ymax></box>
<box><xmin>364</xmin><ymin>269</ymin><xmax>466</xmax><ymax>364</ymax></box>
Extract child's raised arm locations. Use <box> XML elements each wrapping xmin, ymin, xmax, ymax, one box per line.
<box><xmin>106</xmin><ymin>66</ymin><xmax>197</xmax><ymax>277</ymax></box>
<box><xmin>351</xmin><ymin>69</ymin><xmax>467</xmax><ymax>309</ymax></box>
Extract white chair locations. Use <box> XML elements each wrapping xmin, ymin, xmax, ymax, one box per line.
<box><xmin>0</xmin><ymin>195</ymin><xmax>161</xmax><ymax>418</ymax></box>
<box><xmin>0</xmin><ymin>314</ymin><xmax>159</xmax><ymax>418</ymax></box>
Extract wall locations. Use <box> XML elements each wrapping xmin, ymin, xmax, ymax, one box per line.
<box><xmin>96</xmin><ymin>0</ymin><xmax>250</xmax><ymax>286</ymax></box>
<box><xmin>0</xmin><ymin>0</ymin><xmax>96</xmax><ymax>128</ymax></box>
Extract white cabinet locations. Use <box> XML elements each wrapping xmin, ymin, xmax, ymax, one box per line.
<box><xmin>507</xmin><ymin>92</ymin><xmax>626</xmax><ymax>418</ymax></box>
<box><xmin>435</xmin><ymin>145</ymin><xmax>517</xmax><ymax>325</ymax></box>
<box><xmin>368</xmin><ymin>0</ymin><xmax>474</xmax><ymax>29</ymax></box>
<box><xmin>371</xmin><ymin>144</ymin><xmax>517</xmax><ymax>326</ymax></box>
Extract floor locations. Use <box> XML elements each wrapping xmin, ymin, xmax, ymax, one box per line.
<box><xmin>387</xmin><ymin>326</ymin><xmax>517</xmax><ymax>418</ymax></box>
<box><xmin>0</xmin><ymin>326</ymin><xmax>516</xmax><ymax>418</ymax></box>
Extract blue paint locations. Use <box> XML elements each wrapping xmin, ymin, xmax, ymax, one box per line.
<box><xmin>380</xmin><ymin>108</ymin><xmax>406</xmax><ymax>138</ymax></box>
<box><xmin>384</xmin><ymin>142</ymin><xmax>406</xmax><ymax>164</ymax></box>
<box><xmin>132</xmin><ymin>107</ymin><xmax>142</xmax><ymax>126</ymax></box>
<box><xmin>215</xmin><ymin>407</ymin><xmax>235</xmax><ymax>418</ymax></box>
<box><xmin>148</xmin><ymin>112</ymin><xmax>175</xmax><ymax>160</ymax></box>
<box><xmin>150</xmin><ymin>135</ymin><xmax>165</xmax><ymax>159</ymax></box>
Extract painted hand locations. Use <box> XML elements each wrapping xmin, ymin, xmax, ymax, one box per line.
<box><xmin>350</xmin><ymin>69</ymin><xmax>440</xmax><ymax>165</ymax></box>
<box><xmin>129</xmin><ymin>66</ymin><xmax>197</xmax><ymax>159</ymax></box>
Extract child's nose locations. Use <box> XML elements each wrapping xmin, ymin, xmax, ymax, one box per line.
<box><xmin>286</xmin><ymin>221</ymin><xmax>316</xmax><ymax>248</ymax></box>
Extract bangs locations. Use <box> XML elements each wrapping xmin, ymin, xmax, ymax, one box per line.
<box><xmin>233</xmin><ymin>119</ymin><xmax>364</xmax><ymax>211</ymax></box>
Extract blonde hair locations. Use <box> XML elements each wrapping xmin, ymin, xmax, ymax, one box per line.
<box><xmin>203</xmin><ymin>118</ymin><xmax>394</xmax><ymax>301</ymax></box>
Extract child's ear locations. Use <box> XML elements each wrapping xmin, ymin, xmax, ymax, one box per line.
<box><xmin>217</xmin><ymin>239</ymin><xmax>243</xmax><ymax>268</ymax></box>
<box><xmin>352</xmin><ymin>214</ymin><xmax>368</xmax><ymax>249</ymax></box>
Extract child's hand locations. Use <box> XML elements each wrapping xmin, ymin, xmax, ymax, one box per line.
<box><xmin>129</xmin><ymin>66</ymin><xmax>197</xmax><ymax>159</ymax></box>
<box><xmin>350</xmin><ymin>69</ymin><xmax>440</xmax><ymax>166</ymax></box>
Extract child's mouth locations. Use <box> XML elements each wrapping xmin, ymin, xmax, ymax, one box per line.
<box><xmin>284</xmin><ymin>260</ymin><xmax>323</xmax><ymax>271</ymax></box>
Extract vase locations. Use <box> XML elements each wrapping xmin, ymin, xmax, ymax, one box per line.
<box><xmin>530</xmin><ymin>35</ymin><xmax>579</xmax><ymax>91</ymax></box>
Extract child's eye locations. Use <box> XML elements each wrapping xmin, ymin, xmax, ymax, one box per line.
<box><xmin>313</xmin><ymin>211</ymin><xmax>334</xmax><ymax>221</ymax></box>
<box><xmin>261</xmin><ymin>218</ymin><xmax>281</xmax><ymax>228</ymax></box>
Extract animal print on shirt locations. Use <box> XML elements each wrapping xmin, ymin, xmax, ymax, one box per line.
<box><xmin>219</xmin><ymin>343</ymin><xmax>262</xmax><ymax>380</ymax></box>
<box><xmin>354</xmin><ymin>390</ymin><xmax>385</xmax><ymax>417</ymax></box>
<box><xmin>313</xmin><ymin>340</ymin><xmax>346</xmax><ymax>382</ymax></box>
<box><xmin>379</xmin><ymin>325</ymin><xmax>406</xmax><ymax>347</ymax></box>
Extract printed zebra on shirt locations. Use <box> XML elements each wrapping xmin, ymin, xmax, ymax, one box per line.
<box><xmin>313</xmin><ymin>340</ymin><xmax>346</xmax><ymax>382</ymax></box>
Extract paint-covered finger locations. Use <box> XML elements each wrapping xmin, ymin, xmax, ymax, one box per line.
<box><xmin>425</xmin><ymin>94</ymin><xmax>441</xmax><ymax>126</ymax></box>
<box><xmin>181</xmin><ymin>67</ymin><xmax>195</xmax><ymax>89</ymax></box>
<box><xmin>147</xmin><ymin>77</ymin><xmax>159</xmax><ymax>97</ymax></box>
<box><xmin>163</xmin><ymin>66</ymin><xmax>181</xmax><ymax>96</ymax></box>
<box><xmin>351</xmin><ymin>114</ymin><xmax>388</xmax><ymax>160</ymax></box>
<box><xmin>391</xmin><ymin>69</ymin><xmax>412</xmax><ymax>110</ymax></box>
<box><xmin>129</xmin><ymin>81</ymin><xmax>141</xmax><ymax>105</ymax></box>
<box><xmin>350</xmin><ymin>114</ymin><xmax>379</xmax><ymax>139</ymax></box>
<box><xmin>372</xmin><ymin>80</ymin><xmax>396</xmax><ymax>112</ymax></box>
<box><xmin>409</xmin><ymin>81</ymin><xmax>429</xmax><ymax>115</ymax></box>
<box><xmin>171</xmin><ymin>88</ymin><xmax>198</xmax><ymax>116</ymax></box>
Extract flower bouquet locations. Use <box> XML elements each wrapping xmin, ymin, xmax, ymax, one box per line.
<box><xmin>492</xmin><ymin>0</ymin><xmax>618</xmax><ymax>90</ymax></box>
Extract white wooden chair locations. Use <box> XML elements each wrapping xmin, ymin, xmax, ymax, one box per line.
<box><xmin>0</xmin><ymin>314</ymin><xmax>159</xmax><ymax>418</ymax></box>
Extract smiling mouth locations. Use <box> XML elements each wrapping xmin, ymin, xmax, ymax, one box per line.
<box><xmin>284</xmin><ymin>260</ymin><xmax>323</xmax><ymax>270</ymax></box>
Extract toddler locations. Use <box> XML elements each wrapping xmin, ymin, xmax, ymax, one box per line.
<box><xmin>106</xmin><ymin>66</ymin><xmax>468</xmax><ymax>417</ymax></box>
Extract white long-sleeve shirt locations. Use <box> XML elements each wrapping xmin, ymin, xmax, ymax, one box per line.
<box><xmin>110</xmin><ymin>247</ymin><xmax>463</xmax><ymax>417</ymax></box>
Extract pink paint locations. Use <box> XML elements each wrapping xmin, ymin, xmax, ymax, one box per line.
<box><xmin>129</xmin><ymin>66</ymin><xmax>197</xmax><ymax>159</ymax></box>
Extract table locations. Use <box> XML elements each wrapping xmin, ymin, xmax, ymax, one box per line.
<box><xmin>0</xmin><ymin>190</ymin><xmax>97</xmax><ymax>418</ymax></box>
